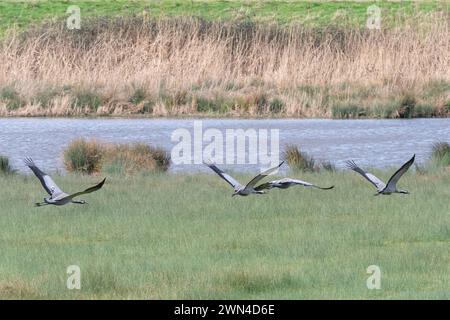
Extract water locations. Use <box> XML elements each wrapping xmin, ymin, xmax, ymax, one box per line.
<box><xmin>0</xmin><ymin>118</ymin><xmax>448</xmax><ymax>174</ymax></box>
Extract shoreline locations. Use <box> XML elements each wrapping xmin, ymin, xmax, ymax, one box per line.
<box><xmin>1</xmin><ymin>114</ymin><xmax>450</xmax><ymax>120</ymax></box>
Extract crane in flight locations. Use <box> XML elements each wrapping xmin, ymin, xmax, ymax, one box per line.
<box><xmin>204</xmin><ymin>160</ymin><xmax>284</xmax><ymax>197</ymax></box>
<box><xmin>204</xmin><ymin>161</ymin><xmax>334</xmax><ymax>196</ymax></box>
<box><xmin>25</xmin><ymin>157</ymin><xmax>106</xmax><ymax>206</ymax></box>
<box><xmin>346</xmin><ymin>154</ymin><xmax>415</xmax><ymax>195</ymax></box>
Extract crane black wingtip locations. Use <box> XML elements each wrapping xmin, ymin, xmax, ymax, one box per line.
<box><xmin>24</xmin><ymin>157</ymin><xmax>34</xmax><ymax>166</ymax></box>
<box><xmin>345</xmin><ymin>160</ymin><xmax>356</xmax><ymax>169</ymax></box>
<box><xmin>405</xmin><ymin>154</ymin><xmax>415</xmax><ymax>166</ymax></box>
<box><xmin>98</xmin><ymin>177</ymin><xmax>106</xmax><ymax>187</ymax></box>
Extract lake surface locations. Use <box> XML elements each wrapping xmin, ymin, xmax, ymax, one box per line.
<box><xmin>0</xmin><ymin>118</ymin><xmax>449</xmax><ymax>174</ymax></box>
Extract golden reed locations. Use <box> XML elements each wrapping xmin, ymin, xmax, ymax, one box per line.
<box><xmin>0</xmin><ymin>15</ymin><xmax>449</xmax><ymax>117</ymax></box>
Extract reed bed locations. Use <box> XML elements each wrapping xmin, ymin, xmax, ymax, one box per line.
<box><xmin>0</xmin><ymin>15</ymin><xmax>449</xmax><ymax>118</ymax></box>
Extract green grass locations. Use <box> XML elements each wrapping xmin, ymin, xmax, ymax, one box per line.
<box><xmin>70</xmin><ymin>88</ymin><xmax>103</xmax><ymax>111</ymax></box>
<box><xmin>0</xmin><ymin>0</ymin><xmax>448</xmax><ymax>35</ymax></box>
<box><xmin>0</xmin><ymin>86</ymin><xmax>25</xmax><ymax>110</ymax></box>
<box><xmin>0</xmin><ymin>169</ymin><xmax>449</xmax><ymax>299</ymax></box>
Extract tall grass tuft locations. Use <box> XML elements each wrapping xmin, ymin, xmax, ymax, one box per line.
<box><xmin>321</xmin><ymin>161</ymin><xmax>336</xmax><ymax>172</ymax></box>
<box><xmin>431</xmin><ymin>142</ymin><xmax>450</xmax><ymax>168</ymax></box>
<box><xmin>64</xmin><ymin>139</ymin><xmax>170</xmax><ymax>175</ymax></box>
<box><xmin>282</xmin><ymin>145</ymin><xmax>315</xmax><ymax>172</ymax></box>
<box><xmin>0</xmin><ymin>155</ymin><xmax>15</xmax><ymax>175</ymax></box>
<box><xmin>0</xmin><ymin>87</ymin><xmax>25</xmax><ymax>110</ymax></box>
<box><xmin>395</xmin><ymin>91</ymin><xmax>417</xmax><ymax>118</ymax></box>
<box><xmin>147</xmin><ymin>147</ymin><xmax>171</xmax><ymax>172</ymax></box>
<box><xmin>71</xmin><ymin>88</ymin><xmax>103</xmax><ymax>111</ymax></box>
<box><xmin>64</xmin><ymin>139</ymin><xmax>104</xmax><ymax>174</ymax></box>
<box><xmin>103</xmin><ymin>143</ymin><xmax>170</xmax><ymax>175</ymax></box>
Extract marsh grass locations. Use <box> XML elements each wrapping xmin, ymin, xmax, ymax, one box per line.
<box><xmin>64</xmin><ymin>139</ymin><xmax>104</xmax><ymax>174</ymax></box>
<box><xmin>332</xmin><ymin>103</ymin><xmax>366</xmax><ymax>118</ymax></box>
<box><xmin>268</xmin><ymin>98</ymin><xmax>285</xmax><ymax>114</ymax></box>
<box><xmin>0</xmin><ymin>169</ymin><xmax>449</xmax><ymax>299</ymax></box>
<box><xmin>33</xmin><ymin>88</ymin><xmax>60</xmax><ymax>109</ymax></box>
<box><xmin>283</xmin><ymin>145</ymin><xmax>316</xmax><ymax>172</ymax></box>
<box><xmin>0</xmin><ymin>86</ymin><xmax>25</xmax><ymax>110</ymax></box>
<box><xmin>331</xmin><ymin>89</ymin><xmax>446</xmax><ymax>119</ymax></box>
<box><xmin>103</xmin><ymin>143</ymin><xmax>170</xmax><ymax>175</ymax></box>
<box><xmin>320</xmin><ymin>161</ymin><xmax>336</xmax><ymax>172</ymax></box>
<box><xmin>0</xmin><ymin>155</ymin><xmax>15</xmax><ymax>175</ymax></box>
<box><xmin>431</xmin><ymin>142</ymin><xmax>450</xmax><ymax>168</ymax></box>
<box><xmin>64</xmin><ymin>139</ymin><xmax>170</xmax><ymax>175</ymax></box>
<box><xmin>0</xmin><ymin>14</ymin><xmax>449</xmax><ymax>117</ymax></box>
<box><xmin>71</xmin><ymin>88</ymin><xmax>103</xmax><ymax>112</ymax></box>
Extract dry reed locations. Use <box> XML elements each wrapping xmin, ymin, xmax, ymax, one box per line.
<box><xmin>0</xmin><ymin>15</ymin><xmax>449</xmax><ymax>118</ymax></box>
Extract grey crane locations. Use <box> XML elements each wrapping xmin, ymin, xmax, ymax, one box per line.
<box><xmin>346</xmin><ymin>154</ymin><xmax>415</xmax><ymax>195</ymax></box>
<box><xmin>204</xmin><ymin>160</ymin><xmax>284</xmax><ymax>196</ymax></box>
<box><xmin>255</xmin><ymin>178</ymin><xmax>334</xmax><ymax>191</ymax></box>
<box><xmin>25</xmin><ymin>157</ymin><xmax>106</xmax><ymax>206</ymax></box>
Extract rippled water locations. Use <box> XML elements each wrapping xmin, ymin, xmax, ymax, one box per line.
<box><xmin>0</xmin><ymin>118</ymin><xmax>448</xmax><ymax>173</ymax></box>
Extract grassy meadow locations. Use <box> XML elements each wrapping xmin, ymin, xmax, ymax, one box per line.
<box><xmin>1</xmin><ymin>0</ymin><xmax>449</xmax><ymax>301</ymax></box>
<box><xmin>0</xmin><ymin>1</ymin><xmax>449</xmax><ymax>118</ymax></box>
<box><xmin>1</xmin><ymin>0</ymin><xmax>447</xmax><ymax>33</ymax></box>
<box><xmin>0</xmin><ymin>168</ymin><xmax>449</xmax><ymax>299</ymax></box>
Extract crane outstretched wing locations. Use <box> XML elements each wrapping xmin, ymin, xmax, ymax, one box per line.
<box><xmin>346</xmin><ymin>160</ymin><xmax>386</xmax><ymax>191</ymax></box>
<box><xmin>204</xmin><ymin>160</ymin><xmax>242</xmax><ymax>190</ymax></box>
<box><xmin>24</xmin><ymin>157</ymin><xmax>64</xmax><ymax>197</ymax></box>
<box><xmin>385</xmin><ymin>154</ymin><xmax>415</xmax><ymax>190</ymax></box>
<box><xmin>256</xmin><ymin>177</ymin><xmax>334</xmax><ymax>191</ymax></box>
<box><xmin>62</xmin><ymin>178</ymin><xmax>106</xmax><ymax>201</ymax></box>
<box><xmin>281</xmin><ymin>178</ymin><xmax>334</xmax><ymax>190</ymax></box>
<box><xmin>244</xmin><ymin>161</ymin><xmax>284</xmax><ymax>190</ymax></box>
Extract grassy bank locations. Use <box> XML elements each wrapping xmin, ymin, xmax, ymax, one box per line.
<box><xmin>0</xmin><ymin>168</ymin><xmax>449</xmax><ymax>299</ymax></box>
<box><xmin>1</xmin><ymin>0</ymin><xmax>448</xmax><ymax>34</ymax></box>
